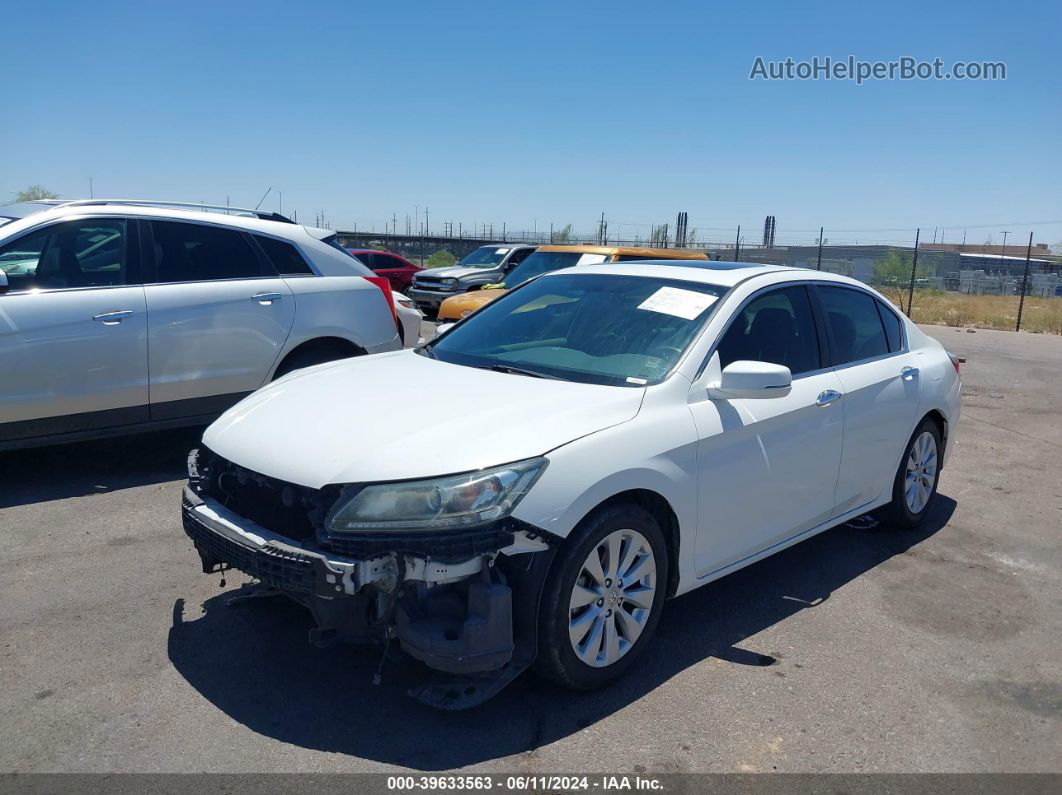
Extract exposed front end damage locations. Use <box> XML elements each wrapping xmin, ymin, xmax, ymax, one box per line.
<box><xmin>182</xmin><ymin>448</ymin><xmax>557</xmax><ymax>709</ymax></box>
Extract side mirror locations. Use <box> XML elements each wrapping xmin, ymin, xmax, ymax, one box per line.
<box><xmin>432</xmin><ymin>322</ymin><xmax>456</xmax><ymax>339</ymax></box>
<box><xmin>707</xmin><ymin>361</ymin><xmax>792</xmax><ymax>400</ymax></box>
<box><xmin>0</xmin><ymin>270</ymin><xmax>8</xmax><ymax>294</ymax></box>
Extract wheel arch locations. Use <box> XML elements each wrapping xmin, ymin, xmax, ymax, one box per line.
<box><xmin>269</xmin><ymin>335</ymin><xmax>366</xmax><ymax>380</ymax></box>
<box><xmin>573</xmin><ymin>488</ymin><xmax>682</xmax><ymax>599</ymax></box>
<box><xmin>919</xmin><ymin>408</ymin><xmax>949</xmax><ymax>464</ymax></box>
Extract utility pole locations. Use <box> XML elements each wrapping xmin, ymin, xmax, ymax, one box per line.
<box><xmin>734</xmin><ymin>225</ymin><xmax>741</xmax><ymax>262</ymax></box>
<box><xmin>999</xmin><ymin>230</ymin><xmax>1009</xmax><ymax>259</ymax></box>
<box><xmin>906</xmin><ymin>228</ymin><xmax>921</xmax><ymax>315</ymax></box>
<box><xmin>88</xmin><ymin>177</ymin><xmax>94</xmax><ymax>199</ymax></box>
<box><xmin>550</xmin><ymin>223</ymin><xmax>554</xmax><ymax>243</ymax></box>
<box><xmin>816</xmin><ymin>227</ymin><xmax>824</xmax><ymax>270</ymax></box>
<box><xmin>1015</xmin><ymin>232</ymin><xmax>1034</xmax><ymax>332</ymax></box>
<box><xmin>424</xmin><ymin>207</ymin><xmax>429</xmax><ymax>237</ymax></box>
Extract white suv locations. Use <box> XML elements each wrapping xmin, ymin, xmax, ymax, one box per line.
<box><xmin>0</xmin><ymin>200</ymin><xmax>403</xmax><ymax>450</ymax></box>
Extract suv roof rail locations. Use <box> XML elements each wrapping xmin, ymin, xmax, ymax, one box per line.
<box><xmin>54</xmin><ymin>199</ymin><xmax>296</xmax><ymax>224</ymax></box>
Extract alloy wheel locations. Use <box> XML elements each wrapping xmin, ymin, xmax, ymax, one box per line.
<box><xmin>904</xmin><ymin>430</ymin><xmax>938</xmax><ymax>514</ymax></box>
<box><xmin>568</xmin><ymin>528</ymin><xmax>657</xmax><ymax>668</ymax></box>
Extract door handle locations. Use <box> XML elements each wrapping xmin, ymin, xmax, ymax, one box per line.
<box><xmin>252</xmin><ymin>292</ymin><xmax>284</xmax><ymax>305</ymax></box>
<box><xmin>901</xmin><ymin>366</ymin><xmax>920</xmax><ymax>381</ymax></box>
<box><xmin>92</xmin><ymin>310</ymin><xmax>133</xmax><ymax>325</ymax></box>
<box><xmin>816</xmin><ymin>389</ymin><xmax>843</xmax><ymax>407</ymax></box>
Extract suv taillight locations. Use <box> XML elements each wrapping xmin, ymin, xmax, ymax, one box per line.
<box><xmin>364</xmin><ymin>276</ymin><xmax>400</xmax><ymax>333</ymax></box>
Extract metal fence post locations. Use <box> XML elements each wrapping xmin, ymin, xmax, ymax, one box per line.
<box><xmin>816</xmin><ymin>227</ymin><xmax>824</xmax><ymax>270</ymax></box>
<box><xmin>734</xmin><ymin>225</ymin><xmax>741</xmax><ymax>262</ymax></box>
<box><xmin>906</xmin><ymin>228</ymin><xmax>920</xmax><ymax>316</ymax></box>
<box><xmin>1015</xmin><ymin>232</ymin><xmax>1034</xmax><ymax>332</ymax></box>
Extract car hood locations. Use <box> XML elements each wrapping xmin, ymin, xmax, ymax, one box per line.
<box><xmin>203</xmin><ymin>350</ymin><xmax>644</xmax><ymax>489</ymax></box>
<box><xmin>419</xmin><ymin>265</ymin><xmax>500</xmax><ymax>279</ymax></box>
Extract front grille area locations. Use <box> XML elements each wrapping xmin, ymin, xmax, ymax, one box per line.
<box><xmin>182</xmin><ymin>494</ymin><xmax>319</xmax><ymax>594</ymax></box>
<box><xmin>196</xmin><ymin>448</ymin><xmax>338</xmax><ymax>544</ymax></box>
<box><xmin>328</xmin><ymin>524</ymin><xmax>515</xmax><ymax>560</ymax></box>
<box><xmin>413</xmin><ymin>277</ymin><xmax>451</xmax><ymax>290</ymax></box>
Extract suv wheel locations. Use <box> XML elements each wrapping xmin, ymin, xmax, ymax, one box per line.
<box><xmin>535</xmin><ymin>503</ymin><xmax>668</xmax><ymax>690</ymax></box>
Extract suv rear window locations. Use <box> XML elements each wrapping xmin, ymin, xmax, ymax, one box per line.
<box><xmin>255</xmin><ymin>235</ymin><xmax>314</xmax><ymax>275</ymax></box>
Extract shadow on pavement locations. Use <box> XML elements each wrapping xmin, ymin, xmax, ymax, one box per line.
<box><xmin>168</xmin><ymin>495</ymin><xmax>956</xmax><ymax>769</ymax></box>
<box><xmin>0</xmin><ymin>427</ymin><xmax>204</xmax><ymax>509</ymax></box>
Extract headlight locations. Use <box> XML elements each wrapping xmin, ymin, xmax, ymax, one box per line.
<box><xmin>444</xmin><ymin>278</ymin><xmax>459</xmax><ymax>289</ymax></box>
<box><xmin>327</xmin><ymin>458</ymin><xmax>547</xmax><ymax>533</ymax></box>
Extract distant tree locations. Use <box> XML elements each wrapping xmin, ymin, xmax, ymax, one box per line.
<box><xmin>552</xmin><ymin>224</ymin><xmax>573</xmax><ymax>243</ymax></box>
<box><xmin>874</xmin><ymin>250</ymin><xmax>931</xmax><ymax>308</ymax></box>
<box><xmin>427</xmin><ymin>249</ymin><xmax>456</xmax><ymax>268</ymax></box>
<box><xmin>873</xmin><ymin>250</ymin><xmax>930</xmax><ymax>285</ymax></box>
<box><xmin>16</xmin><ymin>185</ymin><xmax>59</xmax><ymax>201</ymax></box>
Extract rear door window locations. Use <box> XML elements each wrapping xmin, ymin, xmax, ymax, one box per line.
<box><xmin>150</xmin><ymin>221</ymin><xmax>268</xmax><ymax>283</ymax></box>
<box><xmin>816</xmin><ymin>286</ymin><xmax>891</xmax><ymax>365</ymax></box>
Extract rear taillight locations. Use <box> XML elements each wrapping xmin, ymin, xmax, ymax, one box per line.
<box><xmin>364</xmin><ymin>276</ymin><xmax>400</xmax><ymax>333</ymax></box>
<box><xmin>946</xmin><ymin>351</ymin><xmax>964</xmax><ymax>376</ymax></box>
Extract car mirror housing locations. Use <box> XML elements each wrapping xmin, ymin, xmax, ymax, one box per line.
<box><xmin>707</xmin><ymin>361</ymin><xmax>792</xmax><ymax>400</ymax></box>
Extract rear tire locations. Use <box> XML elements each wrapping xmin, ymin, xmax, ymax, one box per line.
<box><xmin>535</xmin><ymin>503</ymin><xmax>668</xmax><ymax>690</ymax></box>
<box><xmin>877</xmin><ymin>419</ymin><xmax>942</xmax><ymax>528</ymax></box>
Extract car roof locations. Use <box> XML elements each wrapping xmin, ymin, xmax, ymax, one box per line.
<box><xmin>536</xmin><ymin>244</ymin><xmax>707</xmax><ymax>259</ymax></box>
<box><xmin>0</xmin><ymin>201</ymin><xmax>326</xmax><ymax>242</ymax></box>
<box><xmin>543</xmin><ymin>259</ymin><xmax>871</xmax><ymax>289</ymax></box>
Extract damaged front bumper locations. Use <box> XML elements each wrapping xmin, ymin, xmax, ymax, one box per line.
<box><xmin>181</xmin><ymin>458</ymin><xmax>557</xmax><ymax>708</ymax></box>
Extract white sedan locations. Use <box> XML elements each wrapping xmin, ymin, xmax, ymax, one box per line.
<box><xmin>181</xmin><ymin>261</ymin><xmax>961</xmax><ymax>707</ymax></box>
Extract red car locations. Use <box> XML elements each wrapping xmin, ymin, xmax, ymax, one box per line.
<box><xmin>346</xmin><ymin>249</ymin><xmax>423</xmax><ymax>294</ymax></box>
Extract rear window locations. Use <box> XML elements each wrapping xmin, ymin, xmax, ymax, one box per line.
<box><xmin>255</xmin><ymin>235</ymin><xmax>314</xmax><ymax>275</ymax></box>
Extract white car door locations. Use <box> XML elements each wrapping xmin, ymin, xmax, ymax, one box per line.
<box><xmin>142</xmin><ymin>219</ymin><xmax>295</xmax><ymax>420</ymax></box>
<box><xmin>0</xmin><ymin>217</ymin><xmax>149</xmax><ymax>443</ymax></box>
<box><xmin>814</xmin><ymin>285</ymin><xmax>922</xmax><ymax>513</ymax></box>
<box><xmin>689</xmin><ymin>285</ymin><xmax>845</xmax><ymax>576</ymax></box>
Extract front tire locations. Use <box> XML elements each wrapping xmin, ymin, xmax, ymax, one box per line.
<box><xmin>878</xmin><ymin>419</ymin><xmax>942</xmax><ymax>528</ymax></box>
<box><xmin>535</xmin><ymin>503</ymin><xmax>668</xmax><ymax>690</ymax></box>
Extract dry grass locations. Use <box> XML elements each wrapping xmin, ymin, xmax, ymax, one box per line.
<box><xmin>876</xmin><ymin>288</ymin><xmax>1062</xmax><ymax>335</ymax></box>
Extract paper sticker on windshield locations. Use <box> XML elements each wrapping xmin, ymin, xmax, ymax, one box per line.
<box><xmin>495</xmin><ymin>248</ymin><xmax>510</xmax><ymax>255</ymax></box>
<box><xmin>637</xmin><ymin>287</ymin><xmax>718</xmax><ymax>320</ymax></box>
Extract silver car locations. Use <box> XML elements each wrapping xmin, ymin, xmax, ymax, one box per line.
<box><xmin>0</xmin><ymin>200</ymin><xmax>404</xmax><ymax>450</ymax></box>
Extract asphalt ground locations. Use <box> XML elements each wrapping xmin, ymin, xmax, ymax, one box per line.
<box><xmin>1</xmin><ymin>324</ymin><xmax>1059</xmax><ymax>773</ymax></box>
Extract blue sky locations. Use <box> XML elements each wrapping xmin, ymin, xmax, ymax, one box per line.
<box><xmin>3</xmin><ymin>0</ymin><xmax>1060</xmax><ymax>247</ymax></box>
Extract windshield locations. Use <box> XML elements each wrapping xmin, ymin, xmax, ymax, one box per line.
<box><xmin>425</xmin><ymin>273</ymin><xmax>726</xmax><ymax>386</ymax></box>
<box><xmin>503</xmin><ymin>251</ymin><xmax>608</xmax><ymax>288</ymax></box>
<box><xmin>458</xmin><ymin>246</ymin><xmax>510</xmax><ymax>267</ymax></box>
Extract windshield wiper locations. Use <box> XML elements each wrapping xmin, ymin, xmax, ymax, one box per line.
<box><xmin>485</xmin><ymin>364</ymin><xmax>566</xmax><ymax>380</ymax></box>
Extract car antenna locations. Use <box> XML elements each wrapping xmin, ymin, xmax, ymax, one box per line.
<box><xmin>254</xmin><ymin>187</ymin><xmax>272</xmax><ymax>211</ymax></box>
